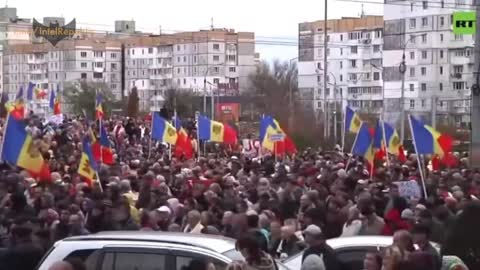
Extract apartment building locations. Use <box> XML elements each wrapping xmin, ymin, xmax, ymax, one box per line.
<box><xmin>4</xmin><ymin>39</ymin><xmax>123</xmax><ymax>114</ymax></box>
<box><xmin>126</xmin><ymin>30</ymin><xmax>256</xmax><ymax>111</ymax></box>
<box><xmin>298</xmin><ymin>15</ymin><xmax>384</xmax><ymax>118</ymax></box>
<box><xmin>383</xmin><ymin>0</ymin><xmax>473</xmax><ymax>127</ymax></box>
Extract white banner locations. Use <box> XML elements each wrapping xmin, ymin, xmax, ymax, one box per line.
<box><xmin>394</xmin><ymin>180</ymin><xmax>422</xmax><ymax>199</ymax></box>
<box><xmin>47</xmin><ymin>114</ymin><xmax>64</xmax><ymax>125</ymax></box>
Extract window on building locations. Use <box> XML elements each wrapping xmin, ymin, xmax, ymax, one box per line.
<box><xmin>410</xmin><ymin>35</ymin><xmax>416</xmax><ymax>44</ymax></box>
<box><xmin>421</xmin><ymin>67</ymin><xmax>427</xmax><ymax>76</ymax></box>
<box><xmin>213</xmin><ymin>78</ymin><xmax>220</xmax><ymax>84</ymax></box>
<box><xmin>421</xmin><ymin>34</ymin><xmax>427</xmax><ymax>43</ymax></box>
<box><xmin>229</xmin><ymin>67</ymin><xmax>236</xmax><ymax>72</ymax></box>
<box><xmin>454</xmin><ymin>65</ymin><xmax>464</xmax><ymax>74</ymax></box>
<box><xmin>422</xmin><ymin>17</ymin><xmax>428</xmax><ymax>26</ymax></box>
<box><xmin>423</xmin><ymin>1</ymin><xmax>428</xmax><ymax>9</ymax></box>
<box><xmin>421</xmin><ymin>99</ymin><xmax>426</xmax><ymax>107</ymax></box>
<box><xmin>81</xmin><ymin>62</ymin><xmax>87</xmax><ymax>68</ymax></box>
<box><xmin>183</xmin><ymin>78</ymin><xmax>186</xmax><ymax>85</ymax></box>
<box><xmin>317</xmin><ymin>75</ymin><xmax>321</xmax><ymax>82</ymax></box>
<box><xmin>148</xmin><ymin>48</ymin><xmax>153</xmax><ymax>54</ymax></box>
<box><xmin>410</xmin><ymin>99</ymin><xmax>415</xmax><ymax>109</ymax></box>
<box><xmin>440</xmin><ymin>34</ymin><xmax>444</xmax><ymax>42</ymax></box>
<box><xmin>350</xmin><ymin>60</ymin><xmax>357</xmax><ymax>68</ymax></box>
<box><xmin>375</xmin><ymin>30</ymin><xmax>382</xmax><ymax>38</ymax></box>
<box><xmin>351</xmin><ymin>46</ymin><xmax>358</xmax><ymax>54</ymax></box>
<box><xmin>213</xmin><ymin>67</ymin><xmax>220</xmax><ymax>73</ymax></box>
<box><xmin>373</xmin><ymin>45</ymin><xmax>380</xmax><ymax>52</ymax></box>
<box><xmin>439</xmin><ymin>83</ymin><xmax>443</xmax><ymax>91</ymax></box>
<box><xmin>177</xmin><ymin>68</ymin><xmax>180</xmax><ymax>74</ymax></box>
<box><xmin>213</xmin><ymin>55</ymin><xmax>220</xmax><ymax>61</ymax></box>
<box><xmin>213</xmin><ymin>44</ymin><xmax>220</xmax><ymax>50</ymax></box>
<box><xmin>421</xmin><ymin>83</ymin><xmax>427</xmax><ymax>91</ymax></box>
<box><xmin>93</xmin><ymin>72</ymin><xmax>102</xmax><ymax>79</ymax></box>
<box><xmin>340</xmin><ymin>61</ymin><xmax>343</xmax><ymax>69</ymax></box>
<box><xmin>340</xmin><ymin>75</ymin><xmax>343</xmax><ymax>81</ymax></box>
<box><xmin>340</xmin><ymin>34</ymin><xmax>343</xmax><ymax>41</ymax></box>
<box><xmin>228</xmin><ymin>55</ymin><xmax>236</xmax><ymax>61</ymax></box>
<box><xmin>340</xmin><ymin>48</ymin><xmax>343</xmax><ymax>55</ymax></box>
<box><xmin>81</xmin><ymin>73</ymin><xmax>87</xmax><ymax>79</ymax></box>
<box><xmin>440</xmin><ymin>66</ymin><xmax>443</xmax><ymax>74</ymax></box>
<box><xmin>410</xmin><ymin>84</ymin><xmax>414</xmax><ymax>91</ymax></box>
<box><xmin>421</xmin><ymin>50</ymin><xmax>428</xmax><ymax>59</ymax></box>
<box><xmin>440</xmin><ymin>50</ymin><xmax>444</xmax><ymax>58</ymax></box>
<box><xmin>373</xmin><ymin>72</ymin><xmax>380</xmax><ymax>80</ymax></box>
<box><xmin>193</xmin><ymin>56</ymin><xmax>197</xmax><ymax>63</ymax></box>
<box><xmin>80</xmin><ymin>52</ymin><xmax>87</xmax><ymax>58</ymax></box>
<box><xmin>177</xmin><ymin>45</ymin><xmax>181</xmax><ymax>51</ymax></box>
<box><xmin>410</xmin><ymin>67</ymin><xmax>415</xmax><ymax>77</ymax></box>
<box><xmin>410</xmin><ymin>51</ymin><xmax>415</xmax><ymax>59</ymax></box>
<box><xmin>440</xmin><ymin>16</ymin><xmax>445</xmax><ymax>26</ymax></box>
<box><xmin>441</xmin><ymin>0</ymin><xmax>445</xmax><ymax>7</ymax></box>
<box><xmin>410</xmin><ymin>18</ymin><xmax>416</xmax><ymax>28</ymax></box>
<box><xmin>453</xmin><ymin>81</ymin><xmax>465</xmax><ymax>90</ymax></box>
<box><xmin>183</xmin><ymin>56</ymin><xmax>187</xmax><ymax>62</ymax></box>
<box><xmin>454</xmin><ymin>34</ymin><xmax>463</xmax><ymax>41</ymax></box>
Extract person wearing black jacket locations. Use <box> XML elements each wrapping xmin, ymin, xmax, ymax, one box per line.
<box><xmin>0</xmin><ymin>225</ymin><xmax>44</xmax><ymax>270</ymax></box>
<box><xmin>301</xmin><ymin>224</ymin><xmax>342</xmax><ymax>270</ymax></box>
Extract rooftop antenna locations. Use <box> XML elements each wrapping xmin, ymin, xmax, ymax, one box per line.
<box><xmin>361</xmin><ymin>4</ymin><xmax>365</xmax><ymax>17</ymax></box>
<box><xmin>210</xmin><ymin>17</ymin><xmax>214</xmax><ymax>30</ymax></box>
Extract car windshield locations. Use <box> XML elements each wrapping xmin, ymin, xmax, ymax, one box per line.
<box><xmin>222</xmin><ymin>248</ymin><xmax>244</xmax><ymax>261</ymax></box>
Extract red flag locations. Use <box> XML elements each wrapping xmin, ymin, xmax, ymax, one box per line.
<box><xmin>437</xmin><ymin>134</ymin><xmax>453</xmax><ymax>154</ymax></box>
<box><xmin>223</xmin><ymin>123</ymin><xmax>237</xmax><ymax>145</ymax></box>
<box><xmin>442</xmin><ymin>152</ymin><xmax>458</xmax><ymax>168</ymax></box>
<box><xmin>175</xmin><ymin>129</ymin><xmax>194</xmax><ymax>160</ymax></box>
<box><xmin>284</xmin><ymin>136</ymin><xmax>297</xmax><ymax>154</ymax></box>
<box><xmin>27</xmin><ymin>162</ymin><xmax>51</xmax><ymax>183</ymax></box>
<box><xmin>398</xmin><ymin>145</ymin><xmax>407</xmax><ymax>163</ymax></box>
<box><xmin>92</xmin><ymin>141</ymin><xmax>102</xmax><ymax>162</ymax></box>
<box><xmin>431</xmin><ymin>154</ymin><xmax>440</xmax><ymax>171</ymax></box>
<box><xmin>375</xmin><ymin>146</ymin><xmax>386</xmax><ymax>161</ymax></box>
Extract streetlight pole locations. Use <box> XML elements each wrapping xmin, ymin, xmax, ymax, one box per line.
<box><xmin>399</xmin><ymin>35</ymin><xmax>417</xmax><ymax>143</ymax></box>
<box><xmin>323</xmin><ymin>4</ymin><xmax>328</xmax><ymax>141</ymax></box>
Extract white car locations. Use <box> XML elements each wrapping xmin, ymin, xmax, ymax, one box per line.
<box><xmin>37</xmin><ymin>231</ymin><xmax>290</xmax><ymax>270</ymax></box>
<box><xmin>283</xmin><ymin>236</ymin><xmax>395</xmax><ymax>270</ymax></box>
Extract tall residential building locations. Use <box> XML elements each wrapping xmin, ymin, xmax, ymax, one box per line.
<box><xmin>383</xmin><ymin>0</ymin><xmax>473</xmax><ymax>127</ymax></box>
<box><xmin>3</xmin><ymin>26</ymin><xmax>256</xmax><ymax>113</ymax></box>
<box><xmin>298</xmin><ymin>16</ymin><xmax>384</xmax><ymax>119</ymax></box>
<box><xmin>126</xmin><ymin>30</ymin><xmax>256</xmax><ymax>111</ymax></box>
<box><xmin>4</xmin><ymin>39</ymin><xmax>123</xmax><ymax>114</ymax></box>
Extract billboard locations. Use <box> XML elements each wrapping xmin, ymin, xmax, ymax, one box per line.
<box><xmin>215</xmin><ymin>103</ymin><xmax>240</xmax><ymax>123</ymax></box>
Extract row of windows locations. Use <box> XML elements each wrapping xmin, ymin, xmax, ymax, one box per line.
<box><xmin>347</xmin><ymin>100</ymin><xmax>383</xmax><ymax>108</ymax></box>
<box><xmin>408</xmin><ymin>81</ymin><xmax>467</xmax><ymax>92</ymax></box>
<box><xmin>347</xmin><ymin>86</ymin><xmax>382</xmax><ymax>94</ymax></box>
<box><xmin>408</xmin><ymin>64</ymin><xmax>465</xmax><ymax>77</ymax></box>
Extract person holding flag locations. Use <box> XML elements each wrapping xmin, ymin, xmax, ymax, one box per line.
<box><xmin>259</xmin><ymin>115</ymin><xmax>296</xmax><ymax>156</ymax></box>
<box><xmin>151</xmin><ymin>112</ymin><xmax>178</xmax><ymax>145</ymax></box>
<box><xmin>351</xmin><ymin>122</ymin><xmax>375</xmax><ymax>176</ymax></box>
<box><xmin>173</xmin><ymin>117</ymin><xmax>193</xmax><ymax>160</ymax></box>
<box><xmin>373</xmin><ymin>120</ymin><xmax>407</xmax><ymax>163</ymax></box>
<box><xmin>49</xmin><ymin>85</ymin><xmax>61</xmax><ymax>115</ymax></box>
<box><xmin>5</xmin><ymin>86</ymin><xmax>25</xmax><ymax>120</ymax></box>
<box><xmin>78</xmin><ymin>136</ymin><xmax>99</xmax><ymax>186</ymax></box>
<box><xmin>96</xmin><ymin>93</ymin><xmax>104</xmax><ymax>120</ymax></box>
<box><xmin>198</xmin><ymin>115</ymin><xmax>237</xmax><ymax>144</ymax></box>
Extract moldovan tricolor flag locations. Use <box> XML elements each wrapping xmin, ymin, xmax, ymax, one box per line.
<box><xmin>78</xmin><ymin>136</ymin><xmax>99</xmax><ymax>184</ymax></box>
<box><xmin>198</xmin><ymin>115</ymin><xmax>237</xmax><ymax>144</ymax></box>
<box><xmin>151</xmin><ymin>112</ymin><xmax>178</xmax><ymax>145</ymax></box>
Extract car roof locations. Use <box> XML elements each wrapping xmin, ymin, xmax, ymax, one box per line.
<box><xmin>63</xmin><ymin>231</ymin><xmax>237</xmax><ymax>254</ymax></box>
<box><xmin>326</xmin><ymin>236</ymin><xmax>393</xmax><ymax>249</ymax></box>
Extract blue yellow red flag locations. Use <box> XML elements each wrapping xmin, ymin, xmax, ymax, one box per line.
<box><xmin>344</xmin><ymin>106</ymin><xmax>362</xmax><ymax>134</ymax></box>
<box><xmin>78</xmin><ymin>136</ymin><xmax>98</xmax><ymax>182</ymax></box>
<box><xmin>152</xmin><ymin>112</ymin><xmax>178</xmax><ymax>145</ymax></box>
<box><xmin>198</xmin><ymin>115</ymin><xmax>237</xmax><ymax>144</ymax></box>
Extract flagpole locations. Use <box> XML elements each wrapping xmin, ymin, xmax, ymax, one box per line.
<box><xmin>95</xmin><ymin>171</ymin><xmax>103</xmax><ymax>193</ymax></box>
<box><xmin>342</xmin><ymin>107</ymin><xmax>346</xmax><ymax>152</ymax></box>
<box><xmin>345</xmin><ymin>124</ymin><xmax>362</xmax><ymax>170</ymax></box>
<box><xmin>195</xmin><ymin>111</ymin><xmax>200</xmax><ymax>159</ymax></box>
<box><xmin>407</xmin><ymin>114</ymin><xmax>428</xmax><ymax>198</ymax></box>
<box><xmin>148</xmin><ymin>112</ymin><xmax>154</xmax><ymax>159</ymax></box>
<box><xmin>381</xmin><ymin>118</ymin><xmax>391</xmax><ymax>167</ymax></box>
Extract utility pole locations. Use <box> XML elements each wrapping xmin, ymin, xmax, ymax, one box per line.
<box><xmin>333</xmin><ymin>79</ymin><xmax>337</xmax><ymax>144</ymax></box>
<box><xmin>399</xmin><ymin>51</ymin><xmax>407</xmax><ymax>143</ymax></box>
<box><xmin>470</xmin><ymin>0</ymin><xmax>480</xmax><ymax>168</ymax></box>
<box><xmin>323</xmin><ymin>0</ymin><xmax>328</xmax><ymax>141</ymax></box>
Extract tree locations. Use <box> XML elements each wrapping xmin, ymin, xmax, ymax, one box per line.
<box><xmin>127</xmin><ymin>87</ymin><xmax>139</xmax><ymax>118</ymax></box>
<box><xmin>163</xmin><ymin>88</ymin><xmax>202</xmax><ymax>117</ymax></box>
<box><xmin>247</xmin><ymin>59</ymin><xmax>324</xmax><ymax>147</ymax></box>
<box><xmin>63</xmin><ymin>81</ymin><xmax>117</xmax><ymax>119</ymax></box>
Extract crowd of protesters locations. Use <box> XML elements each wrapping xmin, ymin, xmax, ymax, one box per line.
<box><xmin>0</xmin><ymin>113</ymin><xmax>479</xmax><ymax>270</ymax></box>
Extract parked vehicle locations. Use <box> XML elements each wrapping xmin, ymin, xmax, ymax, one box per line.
<box><xmin>37</xmin><ymin>231</ymin><xmax>290</xmax><ymax>270</ymax></box>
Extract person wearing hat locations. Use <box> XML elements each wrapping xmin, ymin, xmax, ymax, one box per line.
<box><xmin>301</xmin><ymin>224</ymin><xmax>341</xmax><ymax>270</ymax></box>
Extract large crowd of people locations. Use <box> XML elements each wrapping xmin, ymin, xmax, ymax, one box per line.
<box><xmin>0</xmin><ymin>114</ymin><xmax>479</xmax><ymax>270</ymax></box>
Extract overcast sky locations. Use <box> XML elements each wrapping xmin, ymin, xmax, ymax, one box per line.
<box><xmin>10</xmin><ymin>0</ymin><xmax>382</xmax><ymax>61</ymax></box>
